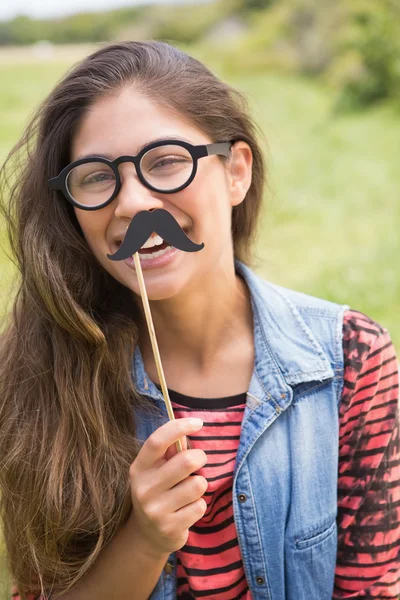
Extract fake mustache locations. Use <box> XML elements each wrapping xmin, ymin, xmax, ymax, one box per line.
<box><xmin>107</xmin><ymin>209</ymin><xmax>204</xmax><ymax>261</ymax></box>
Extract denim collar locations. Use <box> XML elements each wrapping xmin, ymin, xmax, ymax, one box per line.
<box><xmin>132</xmin><ymin>259</ymin><xmax>334</xmax><ymax>411</ymax></box>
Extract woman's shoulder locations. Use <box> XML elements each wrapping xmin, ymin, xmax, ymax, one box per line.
<box><xmin>342</xmin><ymin>308</ymin><xmax>387</xmax><ymax>336</ymax></box>
<box><xmin>342</xmin><ymin>308</ymin><xmax>397</xmax><ymax>367</ymax></box>
<box><xmin>239</xmin><ymin>261</ymin><xmax>349</xmax><ymax>317</ymax></box>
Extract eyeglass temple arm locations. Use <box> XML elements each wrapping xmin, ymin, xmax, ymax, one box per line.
<box><xmin>48</xmin><ymin>176</ymin><xmax>60</xmax><ymax>190</ymax></box>
<box><xmin>206</xmin><ymin>142</ymin><xmax>233</xmax><ymax>158</ymax></box>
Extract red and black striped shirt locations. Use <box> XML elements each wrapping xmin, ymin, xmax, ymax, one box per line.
<box><xmin>166</xmin><ymin>310</ymin><xmax>400</xmax><ymax>599</ymax></box>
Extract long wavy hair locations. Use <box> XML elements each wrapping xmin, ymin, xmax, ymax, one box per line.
<box><xmin>0</xmin><ymin>41</ymin><xmax>266</xmax><ymax>599</ymax></box>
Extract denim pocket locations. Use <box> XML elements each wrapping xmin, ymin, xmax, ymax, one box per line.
<box><xmin>295</xmin><ymin>518</ymin><xmax>336</xmax><ymax>550</ymax></box>
<box><xmin>285</xmin><ymin>519</ymin><xmax>337</xmax><ymax>600</ymax></box>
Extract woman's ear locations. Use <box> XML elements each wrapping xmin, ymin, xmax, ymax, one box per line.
<box><xmin>227</xmin><ymin>141</ymin><xmax>253</xmax><ymax>208</ymax></box>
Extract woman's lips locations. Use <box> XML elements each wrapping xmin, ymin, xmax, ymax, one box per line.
<box><xmin>124</xmin><ymin>245</ymin><xmax>179</xmax><ymax>270</ymax></box>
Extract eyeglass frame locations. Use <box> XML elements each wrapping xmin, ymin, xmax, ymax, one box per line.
<box><xmin>48</xmin><ymin>139</ymin><xmax>234</xmax><ymax>211</ymax></box>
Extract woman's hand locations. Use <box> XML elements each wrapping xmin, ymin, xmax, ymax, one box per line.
<box><xmin>128</xmin><ymin>418</ymin><xmax>208</xmax><ymax>557</ymax></box>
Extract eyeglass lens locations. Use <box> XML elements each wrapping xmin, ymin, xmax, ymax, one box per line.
<box><xmin>65</xmin><ymin>144</ymin><xmax>194</xmax><ymax>207</ymax></box>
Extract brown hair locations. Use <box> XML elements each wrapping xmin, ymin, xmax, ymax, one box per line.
<box><xmin>0</xmin><ymin>41</ymin><xmax>266</xmax><ymax>598</ymax></box>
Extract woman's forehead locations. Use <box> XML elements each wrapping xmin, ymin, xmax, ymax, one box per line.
<box><xmin>70</xmin><ymin>88</ymin><xmax>207</xmax><ymax>160</ymax></box>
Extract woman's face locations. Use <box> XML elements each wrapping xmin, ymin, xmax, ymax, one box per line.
<box><xmin>71</xmin><ymin>86</ymin><xmax>252</xmax><ymax>301</ymax></box>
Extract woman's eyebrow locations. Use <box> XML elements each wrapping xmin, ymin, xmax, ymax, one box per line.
<box><xmin>75</xmin><ymin>135</ymin><xmax>194</xmax><ymax>161</ymax></box>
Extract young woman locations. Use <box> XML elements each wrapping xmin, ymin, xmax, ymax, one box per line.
<box><xmin>1</xmin><ymin>41</ymin><xmax>399</xmax><ymax>600</ymax></box>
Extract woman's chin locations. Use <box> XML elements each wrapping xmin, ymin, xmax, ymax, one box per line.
<box><xmin>130</xmin><ymin>274</ymin><xmax>187</xmax><ymax>302</ymax></box>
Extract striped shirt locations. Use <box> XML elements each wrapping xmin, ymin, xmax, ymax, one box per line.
<box><xmin>11</xmin><ymin>310</ymin><xmax>400</xmax><ymax>599</ymax></box>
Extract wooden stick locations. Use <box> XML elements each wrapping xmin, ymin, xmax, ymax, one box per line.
<box><xmin>133</xmin><ymin>252</ymin><xmax>183</xmax><ymax>453</ymax></box>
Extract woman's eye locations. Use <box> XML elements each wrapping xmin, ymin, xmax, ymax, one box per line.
<box><xmin>152</xmin><ymin>157</ymin><xmax>189</xmax><ymax>169</ymax></box>
<box><xmin>82</xmin><ymin>172</ymin><xmax>115</xmax><ymax>185</ymax></box>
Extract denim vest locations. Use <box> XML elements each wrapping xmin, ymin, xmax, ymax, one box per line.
<box><xmin>131</xmin><ymin>259</ymin><xmax>349</xmax><ymax>600</ymax></box>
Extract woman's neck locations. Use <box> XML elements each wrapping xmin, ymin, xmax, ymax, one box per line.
<box><xmin>137</xmin><ymin>262</ymin><xmax>254</xmax><ymax>384</ymax></box>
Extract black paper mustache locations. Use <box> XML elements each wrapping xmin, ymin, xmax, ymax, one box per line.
<box><xmin>107</xmin><ymin>209</ymin><xmax>204</xmax><ymax>261</ymax></box>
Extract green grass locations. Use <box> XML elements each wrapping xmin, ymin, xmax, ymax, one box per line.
<box><xmin>0</xmin><ymin>46</ymin><xmax>399</xmax><ymax>595</ymax></box>
<box><xmin>0</xmin><ymin>552</ymin><xmax>11</xmax><ymax>600</ymax></box>
<box><xmin>238</xmin><ymin>71</ymin><xmax>400</xmax><ymax>347</ymax></box>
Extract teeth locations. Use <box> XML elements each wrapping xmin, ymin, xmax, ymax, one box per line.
<box><xmin>134</xmin><ymin>245</ymin><xmax>172</xmax><ymax>260</ymax></box>
<box><xmin>141</xmin><ymin>234</ymin><xmax>163</xmax><ymax>250</ymax></box>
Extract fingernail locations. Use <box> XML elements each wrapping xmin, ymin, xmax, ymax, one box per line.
<box><xmin>190</xmin><ymin>418</ymin><xmax>203</xmax><ymax>428</ymax></box>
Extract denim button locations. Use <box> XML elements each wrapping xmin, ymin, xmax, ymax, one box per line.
<box><xmin>238</xmin><ymin>493</ymin><xmax>247</xmax><ymax>502</ymax></box>
<box><xmin>256</xmin><ymin>576</ymin><xmax>265</xmax><ymax>585</ymax></box>
<box><xmin>164</xmin><ymin>561</ymin><xmax>174</xmax><ymax>574</ymax></box>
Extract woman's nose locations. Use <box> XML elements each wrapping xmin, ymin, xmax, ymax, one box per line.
<box><xmin>113</xmin><ymin>164</ymin><xmax>165</xmax><ymax>219</ymax></box>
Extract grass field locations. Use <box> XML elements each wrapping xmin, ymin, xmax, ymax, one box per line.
<box><xmin>0</xmin><ymin>44</ymin><xmax>399</xmax><ymax>596</ymax></box>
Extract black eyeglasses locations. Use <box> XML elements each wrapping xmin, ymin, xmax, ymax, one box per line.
<box><xmin>48</xmin><ymin>139</ymin><xmax>233</xmax><ymax>211</ymax></box>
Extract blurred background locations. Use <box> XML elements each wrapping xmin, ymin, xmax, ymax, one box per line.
<box><xmin>0</xmin><ymin>0</ymin><xmax>399</xmax><ymax>596</ymax></box>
